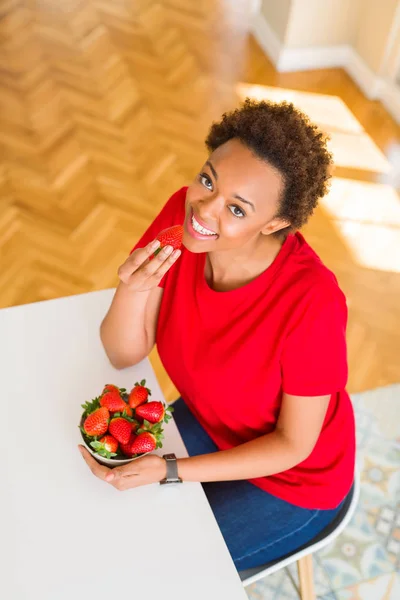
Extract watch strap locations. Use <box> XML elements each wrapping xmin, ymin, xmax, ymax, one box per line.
<box><xmin>160</xmin><ymin>453</ymin><xmax>182</xmax><ymax>484</ymax></box>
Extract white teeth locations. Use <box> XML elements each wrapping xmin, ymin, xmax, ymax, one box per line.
<box><xmin>192</xmin><ymin>215</ymin><xmax>216</xmax><ymax>236</ymax></box>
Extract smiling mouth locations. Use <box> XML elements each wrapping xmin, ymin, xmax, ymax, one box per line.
<box><xmin>191</xmin><ymin>213</ymin><xmax>217</xmax><ymax>236</ymax></box>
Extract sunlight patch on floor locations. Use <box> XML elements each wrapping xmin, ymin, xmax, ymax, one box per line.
<box><xmin>236</xmin><ymin>83</ymin><xmax>392</xmax><ymax>173</ymax></box>
<box><xmin>333</xmin><ymin>220</ymin><xmax>400</xmax><ymax>273</ymax></box>
<box><xmin>322</xmin><ymin>178</ymin><xmax>400</xmax><ymax>273</ymax></box>
<box><xmin>237</xmin><ymin>83</ymin><xmax>363</xmax><ymax>133</ymax></box>
<box><xmin>328</xmin><ymin>131</ymin><xmax>391</xmax><ymax>173</ymax></box>
<box><xmin>323</xmin><ymin>178</ymin><xmax>400</xmax><ymax>226</ymax></box>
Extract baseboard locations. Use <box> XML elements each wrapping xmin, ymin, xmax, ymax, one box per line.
<box><xmin>278</xmin><ymin>44</ymin><xmax>351</xmax><ymax>73</ymax></box>
<box><xmin>251</xmin><ymin>11</ymin><xmax>400</xmax><ymax>123</ymax></box>
<box><xmin>346</xmin><ymin>48</ymin><xmax>383</xmax><ymax>100</ymax></box>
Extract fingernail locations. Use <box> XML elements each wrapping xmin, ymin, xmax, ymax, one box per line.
<box><xmin>151</xmin><ymin>240</ymin><xmax>161</xmax><ymax>250</ymax></box>
<box><xmin>164</xmin><ymin>245</ymin><xmax>173</xmax><ymax>255</ymax></box>
<box><xmin>172</xmin><ymin>249</ymin><xmax>181</xmax><ymax>259</ymax></box>
<box><xmin>78</xmin><ymin>446</ymin><xmax>83</xmax><ymax>454</ymax></box>
<box><xmin>106</xmin><ymin>473</ymin><xmax>114</xmax><ymax>482</ymax></box>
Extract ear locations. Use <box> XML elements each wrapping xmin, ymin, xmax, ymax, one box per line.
<box><xmin>261</xmin><ymin>218</ymin><xmax>291</xmax><ymax>236</ymax></box>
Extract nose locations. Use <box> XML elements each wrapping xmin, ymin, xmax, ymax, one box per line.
<box><xmin>196</xmin><ymin>193</ymin><xmax>223</xmax><ymax>230</ymax></box>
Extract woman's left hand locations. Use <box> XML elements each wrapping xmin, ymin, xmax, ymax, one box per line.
<box><xmin>79</xmin><ymin>445</ymin><xmax>167</xmax><ymax>490</ymax></box>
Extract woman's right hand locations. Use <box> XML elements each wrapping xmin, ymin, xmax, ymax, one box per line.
<box><xmin>117</xmin><ymin>239</ymin><xmax>181</xmax><ymax>292</ymax></box>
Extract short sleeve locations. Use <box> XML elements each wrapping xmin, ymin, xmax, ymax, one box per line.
<box><xmin>129</xmin><ymin>187</ymin><xmax>187</xmax><ymax>288</ymax></box>
<box><xmin>281</xmin><ymin>288</ymin><xmax>348</xmax><ymax>396</ymax></box>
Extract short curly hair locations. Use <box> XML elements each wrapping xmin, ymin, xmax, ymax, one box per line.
<box><xmin>205</xmin><ymin>98</ymin><xmax>333</xmax><ymax>236</ymax></box>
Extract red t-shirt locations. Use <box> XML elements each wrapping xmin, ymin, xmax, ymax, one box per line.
<box><xmin>131</xmin><ymin>187</ymin><xmax>356</xmax><ymax>509</ymax></box>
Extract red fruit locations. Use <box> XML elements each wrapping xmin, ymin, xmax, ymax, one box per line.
<box><xmin>90</xmin><ymin>435</ymin><xmax>118</xmax><ymax>458</ymax></box>
<box><xmin>83</xmin><ymin>407</ymin><xmax>110</xmax><ymax>437</ymax></box>
<box><xmin>135</xmin><ymin>401</ymin><xmax>173</xmax><ymax>424</ymax></box>
<box><xmin>109</xmin><ymin>417</ymin><xmax>132</xmax><ymax>445</ymax></box>
<box><xmin>102</xmin><ymin>383</ymin><xmax>127</xmax><ymax>395</ymax></box>
<box><xmin>100</xmin><ymin>390</ymin><xmax>127</xmax><ymax>413</ymax></box>
<box><xmin>129</xmin><ymin>432</ymin><xmax>157</xmax><ymax>454</ymax></box>
<box><xmin>120</xmin><ymin>433</ymin><xmax>138</xmax><ymax>457</ymax></box>
<box><xmin>149</xmin><ymin>225</ymin><xmax>183</xmax><ymax>260</ymax></box>
<box><xmin>130</xmin><ymin>422</ymin><xmax>164</xmax><ymax>453</ymax></box>
<box><xmin>128</xmin><ymin>379</ymin><xmax>151</xmax><ymax>409</ymax></box>
<box><xmin>99</xmin><ymin>435</ymin><xmax>118</xmax><ymax>453</ymax></box>
<box><xmin>123</xmin><ymin>404</ymin><xmax>133</xmax><ymax>417</ymax></box>
<box><xmin>102</xmin><ymin>384</ymin><xmax>120</xmax><ymax>394</ymax></box>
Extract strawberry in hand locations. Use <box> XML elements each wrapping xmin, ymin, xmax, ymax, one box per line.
<box><xmin>149</xmin><ymin>225</ymin><xmax>183</xmax><ymax>260</ymax></box>
<box><xmin>135</xmin><ymin>401</ymin><xmax>173</xmax><ymax>424</ymax></box>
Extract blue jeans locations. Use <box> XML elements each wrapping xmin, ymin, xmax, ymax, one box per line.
<box><xmin>173</xmin><ymin>398</ymin><xmax>348</xmax><ymax>570</ymax></box>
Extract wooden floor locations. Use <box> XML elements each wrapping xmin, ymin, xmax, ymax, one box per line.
<box><xmin>1</xmin><ymin>1</ymin><xmax>399</xmax><ymax>401</ymax></box>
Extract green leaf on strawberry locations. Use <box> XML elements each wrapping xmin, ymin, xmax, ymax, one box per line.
<box><xmin>81</xmin><ymin>396</ymin><xmax>101</xmax><ymax>417</ymax></box>
<box><xmin>113</xmin><ymin>412</ymin><xmax>135</xmax><ymax>423</ymax></box>
<box><xmin>90</xmin><ymin>441</ymin><xmax>117</xmax><ymax>459</ymax></box>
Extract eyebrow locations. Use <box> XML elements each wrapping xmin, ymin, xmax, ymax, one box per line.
<box><xmin>206</xmin><ymin>160</ymin><xmax>218</xmax><ymax>181</ymax></box>
<box><xmin>205</xmin><ymin>160</ymin><xmax>256</xmax><ymax>212</ymax></box>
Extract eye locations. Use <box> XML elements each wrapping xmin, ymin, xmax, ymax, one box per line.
<box><xmin>228</xmin><ymin>205</ymin><xmax>245</xmax><ymax>218</ymax></box>
<box><xmin>199</xmin><ymin>173</ymin><xmax>213</xmax><ymax>190</ymax></box>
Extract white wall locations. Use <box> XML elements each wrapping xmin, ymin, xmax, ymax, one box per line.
<box><xmin>258</xmin><ymin>0</ymin><xmax>399</xmax><ymax>75</ymax></box>
<box><xmin>255</xmin><ymin>0</ymin><xmax>400</xmax><ymax>123</ymax></box>
<box><xmin>285</xmin><ymin>0</ymin><xmax>360</xmax><ymax>48</ymax></box>
<box><xmin>354</xmin><ymin>0</ymin><xmax>399</xmax><ymax>74</ymax></box>
<box><xmin>260</xmin><ymin>0</ymin><xmax>293</xmax><ymax>43</ymax></box>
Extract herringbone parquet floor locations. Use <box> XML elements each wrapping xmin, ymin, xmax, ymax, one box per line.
<box><xmin>1</xmin><ymin>1</ymin><xmax>399</xmax><ymax>400</ymax></box>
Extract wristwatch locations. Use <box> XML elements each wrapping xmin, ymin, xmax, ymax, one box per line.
<box><xmin>160</xmin><ymin>453</ymin><xmax>183</xmax><ymax>485</ymax></box>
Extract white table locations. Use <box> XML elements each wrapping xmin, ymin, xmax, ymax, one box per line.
<box><xmin>1</xmin><ymin>289</ymin><xmax>248</xmax><ymax>600</ymax></box>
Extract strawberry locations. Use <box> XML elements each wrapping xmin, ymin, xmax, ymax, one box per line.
<box><xmin>83</xmin><ymin>407</ymin><xmax>110</xmax><ymax>437</ymax></box>
<box><xmin>128</xmin><ymin>379</ymin><xmax>151</xmax><ymax>409</ymax></box>
<box><xmin>135</xmin><ymin>401</ymin><xmax>173</xmax><ymax>424</ymax></box>
<box><xmin>99</xmin><ymin>435</ymin><xmax>118</xmax><ymax>453</ymax></box>
<box><xmin>102</xmin><ymin>384</ymin><xmax>120</xmax><ymax>394</ymax></box>
<box><xmin>150</xmin><ymin>225</ymin><xmax>183</xmax><ymax>260</ymax></box>
<box><xmin>129</xmin><ymin>432</ymin><xmax>158</xmax><ymax>454</ymax></box>
<box><xmin>130</xmin><ymin>421</ymin><xmax>164</xmax><ymax>453</ymax></box>
<box><xmin>132</xmin><ymin>420</ymin><xmax>140</xmax><ymax>433</ymax></box>
<box><xmin>109</xmin><ymin>417</ymin><xmax>133</xmax><ymax>445</ymax></box>
<box><xmin>120</xmin><ymin>433</ymin><xmax>138</xmax><ymax>457</ymax></box>
<box><xmin>90</xmin><ymin>435</ymin><xmax>118</xmax><ymax>459</ymax></box>
<box><xmin>100</xmin><ymin>390</ymin><xmax>127</xmax><ymax>413</ymax></box>
<box><xmin>123</xmin><ymin>404</ymin><xmax>133</xmax><ymax>417</ymax></box>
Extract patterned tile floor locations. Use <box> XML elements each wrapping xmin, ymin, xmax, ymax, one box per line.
<box><xmin>246</xmin><ymin>384</ymin><xmax>400</xmax><ymax>600</ymax></box>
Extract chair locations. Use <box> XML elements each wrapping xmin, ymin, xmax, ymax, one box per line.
<box><xmin>239</xmin><ymin>473</ymin><xmax>360</xmax><ymax>600</ymax></box>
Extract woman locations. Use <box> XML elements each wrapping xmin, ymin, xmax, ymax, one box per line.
<box><xmin>79</xmin><ymin>99</ymin><xmax>356</xmax><ymax>571</ymax></box>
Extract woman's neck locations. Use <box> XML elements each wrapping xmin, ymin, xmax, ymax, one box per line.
<box><xmin>205</xmin><ymin>235</ymin><xmax>284</xmax><ymax>292</ymax></box>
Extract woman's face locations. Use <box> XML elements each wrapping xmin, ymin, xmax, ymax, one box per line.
<box><xmin>183</xmin><ymin>139</ymin><xmax>289</xmax><ymax>254</ymax></box>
